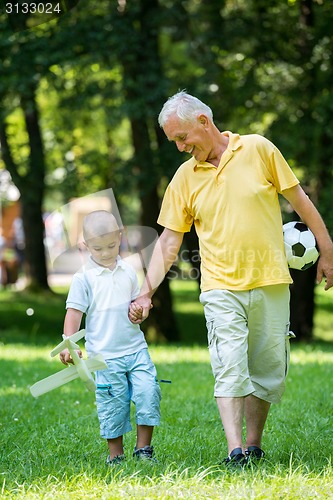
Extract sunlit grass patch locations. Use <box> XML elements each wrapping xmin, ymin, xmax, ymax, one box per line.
<box><xmin>1</xmin><ymin>342</ymin><xmax>333</xmax><ymax>498</ymax></box>
<box><xmin>1</xmin><ymin>280</ymin><xmax>333</xmax><ymax>498</ymax></box>
<box><xmin>314</xmin><ymin>283</ymin><xmax>333</xmax><ymax>342</ymax></box>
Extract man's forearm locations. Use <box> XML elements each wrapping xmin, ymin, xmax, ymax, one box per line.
<box><xmin>139</xmin><ymin>228</ymin><xmax>184</xmax><ymax>298</ymax></box>
<box><xmin>285</xmin><ymin>186</ymin><xmax>332</xmax><ymax>252</ymax></box>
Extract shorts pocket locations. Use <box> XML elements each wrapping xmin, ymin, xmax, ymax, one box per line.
<box><xmin>207</xmin><ymin>320</ymin><xmax>214</xmax><ymax>348</ymax></box>
<box><xmin>96</xmin><ymin>383</ymin><xmax>113</xmax><ymax>396</ymax></box>
<box><xmin>207</xmin><ymin>320</ymin><xmax>224</xmax><ymax>367</ymax></box>
<box><xmin>285</xmin><ymin>325</ymin><xmax>296</xmax><ymax>376</ymax></box>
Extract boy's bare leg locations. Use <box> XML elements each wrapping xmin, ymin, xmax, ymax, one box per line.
<box><xmin>245</xmin><ymin>395</ymin><xmax>270</xmax><ymax>449</ymax></box>
<box><xmin>136</xmin><ymin>424</ymin><xmax>154</xmax><ymax>449</ymax></box>
<box><xmin>107</xmin><ymin>436</ymin><xmax>124</xmax><ymax>458</ymax></box>
<box><xmin>216</xmin><ymin>397</ymin><xmax>244</xmax><ymax>454</ymax></box>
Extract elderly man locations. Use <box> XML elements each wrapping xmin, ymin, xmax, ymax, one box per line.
<box><xmin>129</xmin><ymin>91</ymin><xmax>333</xmax><ymax>467</ymax></box>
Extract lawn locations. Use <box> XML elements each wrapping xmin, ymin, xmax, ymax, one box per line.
<box><xmin>0</xmin><ymin>279</ymin><xmax>333</xmax><ymax>498</ymax></box>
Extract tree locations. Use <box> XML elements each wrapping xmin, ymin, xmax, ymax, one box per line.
<box><xmin>0</xmin><ymin>21</ymin><xmax>56</xmax><ymax>290</ymax></box>
<box><xmin>0</xmin><ymin>0</ymin><xmax>182</xmax><ymax>337</ymax></box>
<box><xmin>267</xmin><ymin>0</ymin><xmax>333</xmax><ymax>340</ymax></box>
<box><xmin>111</xmin><ymin>0</ymin><xmax>181</xmax><ymax>340</ymax></box>
<box><xmin>0</xmin><ymin>86</ymin><xmax>49</xmax><ymax>289</ymax></box>
<box><xmin>1</xmin><ymin>0</ymin><xmax>332</xmax><ymax>340</ymax></box>
<box><xmin>182</xmin><ymin>0</ymin><xmax>333</xmax><ymax>341</ymax></box>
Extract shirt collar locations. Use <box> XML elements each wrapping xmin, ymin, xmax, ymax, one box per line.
<box><xmin>191</xmin><ymin>131</ymin><xmax>242</xmax><ymax>170</ymax></box>
<box><xmin>86</xmin><ymin>255</ymin><xmax>126</xmax><ymax>275</ymax></box>
<box><xmin>223</xmin><ymin>131</ymin><xmax>242</xmax><ymax>152</ymax></box>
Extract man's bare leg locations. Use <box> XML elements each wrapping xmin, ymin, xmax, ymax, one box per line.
<box><xmin>216</xmin><ymin>397</ymin><xmax>245</xmax><ymax>454</ymax></box>
<box><xmin>244</xmin><ymin>394</ymin><xmax>270</xmax><ymax>449</ymax></box>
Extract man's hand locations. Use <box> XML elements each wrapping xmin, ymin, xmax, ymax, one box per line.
<box><xmin>316</xmin><ymin>246</ymin><xmax>333</xmax><ymax>290</ymax></box>
<box><xmin>129</xmin><ymin>296</ymin><xmax>153</xmax><ymax>324</ymax></box>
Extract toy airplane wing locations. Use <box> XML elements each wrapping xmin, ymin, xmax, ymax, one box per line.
<box><xmin>30</xmin><ymin>354</ymin><xmax>107</xmax><ymax>398</ymax></box>
<box><xmin>30</xmin><ymin>364</ymin><xmax>81</xmax><ymax>398</ymax></box>
<box><xmin>50</xmin><ymin>329</ymin><xmax>86</xmax><ymax>357</ymax></box>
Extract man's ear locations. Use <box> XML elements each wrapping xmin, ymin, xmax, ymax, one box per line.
<box><xmin>198</xmin><ymin>114</ymin><xmax>209</xmax><ymax>126</ymax></box>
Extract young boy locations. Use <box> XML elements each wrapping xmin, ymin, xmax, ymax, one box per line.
<box><xmin>60</xmin><ymin>210</ymin><xmax>161</xmax><ymax>465</ymax></box>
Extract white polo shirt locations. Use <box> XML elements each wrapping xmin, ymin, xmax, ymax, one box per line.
<box><xmin>66</xmin><ymin>256</ymin><xmax>148</xmax><ymax>359</ymax></box>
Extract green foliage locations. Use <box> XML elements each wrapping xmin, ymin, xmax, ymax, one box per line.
<box><xmin>1</xmin><ymin>0</ymin><xmax>333</xmax><ymax>324</ymax></box>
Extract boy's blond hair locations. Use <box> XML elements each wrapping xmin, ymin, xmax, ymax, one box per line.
<box><xmin>83</xmin><ymin>211</ymin><xmax>120</xmax><ymax>242</ymax></box>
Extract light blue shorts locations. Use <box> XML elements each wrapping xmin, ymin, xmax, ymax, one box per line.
<box><xmin>95</xmin><ymin>348</ymin><xmax>161</xmax><ymax>439</ymax></box>
<box><xmin>200</xmin><ymin>285</ymin><xmax>293</xmax><ymax>404</ymax></box>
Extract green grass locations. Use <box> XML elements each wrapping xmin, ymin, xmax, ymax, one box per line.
<box><xmin>1</xmin><ymin>280</ymin><xmax>333</xmax><ymax>498</ymax></box>
<box><xmin>1</xmin><ymin>343</ymin><xmax>333</xmax><ymax>498</ymax></box>
<box><xmin>0</xmin><ymin>278</ymin><xmax>332</xmax><ymax>345</ymax></box>
<box><xmin>314</xmin><ymin>283</ymin><xmax>333</xmax><ymax>342</ymax></box>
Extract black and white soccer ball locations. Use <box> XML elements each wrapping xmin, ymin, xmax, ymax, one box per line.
<box><xmin>283</xmin><ymin>221</ymin><xmax>319</xmax><ymax>271</ymax></box>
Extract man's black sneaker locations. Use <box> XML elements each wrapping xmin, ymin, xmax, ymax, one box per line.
<box><xmin>133</xmin><ymin>445</ymin><xmax>156</xmax><ymax>461</ymax></box>
<box><xmin>245</xmin><ymin>446</ymin><xmax>265</xmax><ymax>461</ymax></box>
<box><xmin>225</xmin><ymin>447</ymin><xmax>248</xmax><ymax>468</ymax></box>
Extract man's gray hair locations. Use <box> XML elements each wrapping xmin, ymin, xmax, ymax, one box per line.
<box><xmin>158</xmin><ymin>90</ymin><xmax>213</xmax><ymax>128</ymax></box>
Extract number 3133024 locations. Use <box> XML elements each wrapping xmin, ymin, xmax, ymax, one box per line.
<box><xmin>5</xmin><ymin>3</ymin><xmax>61</xmax><ymax>14</ymax></box>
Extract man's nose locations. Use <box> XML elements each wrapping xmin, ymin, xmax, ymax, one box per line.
<box><xmin>176</xmin><ymin>141</ymin><xmax>185</xmax><ymax>152</ymax></box>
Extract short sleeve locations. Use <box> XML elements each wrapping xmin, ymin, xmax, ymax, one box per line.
<box><xmin>263</xmin><ymin>141</ymin><xmax>299</xmax><ymax>193</ymax></box>
<box><xmin>157</xmin><ymin>184</ymin><xmax>193</xmax><ymax>232</ymax></box>
<box><xmin>253</xmin><ymin>136</ymin><xmax>299</xmax><ymax>193</ymax></box>
<box><xmin>66</xmin><ymin>273</ymin><xmax>89</xmax><ymax>313</ymax></box>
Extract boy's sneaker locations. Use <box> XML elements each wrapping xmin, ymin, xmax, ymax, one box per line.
<box><xmin>245</xmin><ymin>446</ymin><xmax>265</xmax><ymax>461</ymax></box>
<box><xmin>106</xmin><ymin>454</ymin><xmax>125</xmax><ymax>466</ymax></box>
<box><xmin>133</xmin><ymin>445</ymin><xmax>155</xmax><ymax>461</ymax></box>
<box><xmin>224</xmin><ymin>447</ymin><xmax>248</xmax><ymax>468</ymax></box>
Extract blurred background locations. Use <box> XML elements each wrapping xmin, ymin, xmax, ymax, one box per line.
<box><xmin>0</xmin><ymin>0</ymin><xmax>332</xmax><ymax>343</ymax></box>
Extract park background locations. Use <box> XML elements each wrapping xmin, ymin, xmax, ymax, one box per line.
<box><xmin>1</xmin><ymin>0</ymin><xmax>333</xmax><ymax>498</ymax></box>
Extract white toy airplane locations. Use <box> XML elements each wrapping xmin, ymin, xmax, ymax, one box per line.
<box><xmin>30</xmin><ymin>329</ymin><xmax>107</xmax><ymax>398</ymax></box>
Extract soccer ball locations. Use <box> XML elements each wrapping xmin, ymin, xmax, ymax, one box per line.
<box><xmin>283</xmin><ymin>221</ymin><xmax>319</xmax><ymax>271</ymax></box>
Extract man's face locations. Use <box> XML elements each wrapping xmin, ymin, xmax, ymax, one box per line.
<box><xmin>163</xmin><ymin>114</ymin><xmax>212</xmax><ymax>163</ymax></box>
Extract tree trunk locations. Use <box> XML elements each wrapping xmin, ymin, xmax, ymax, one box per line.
<box><xmin>0</xmin><ymin>89</ymin><xmax>50</xmax><ymax>291</ymax></box>
<box><xmin>129</xmin><ymin>119</ymin><xmax>180</xmax><ymax>342</ymax></box>
<box><xmin>289</xmin><ymin>265</ymin><xmax>317</xmax><ymax>341</ymax></box>
<box><xmin>114</xmin><ymin>0</ymin><xmax>181</xmax><ymax>341</ymax></box>
<box><xmin>287</xmin><ymin>0</ymin><xmax>316</xmax><ymax>341</ymax></box>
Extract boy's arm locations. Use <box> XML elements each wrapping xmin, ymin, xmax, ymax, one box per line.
<box><xmin>60</xmin><ymin>308</ymin><xmax>84</xmax><ymax>365</ymax></box>
<box><xmin>282</xmin><ymin>184</ymin><xmax>333</xmax><ymax>290</ymax></box>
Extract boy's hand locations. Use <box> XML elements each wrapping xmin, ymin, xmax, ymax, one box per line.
<box><xmin>129</xmin><ymin>302</ymin><xmax>143</xmax><ymax>324</ymax></box>
<box><xmin>129</xmin><ymin>297</ymin><xmax>153</xmax><ymax>324</ymax></box>
<box><xmin>59</xmin><ymin>348</ymin><xmax>82</xmax><ymax>365</ymax></box>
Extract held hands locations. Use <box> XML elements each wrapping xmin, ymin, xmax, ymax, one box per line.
<box><xmin>59</xmin><ymin>347</ymin><xmax>83</xmax><ymax>365</ymax></box>
<box><xmin>129</xmin><ymin>296</ymin><xmax>153</xmax><ymax>324</ymax></box>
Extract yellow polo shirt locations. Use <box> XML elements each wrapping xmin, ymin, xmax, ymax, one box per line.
<box><xmin>157</xmin><ymin>132</ymin><xmax>299</xmax><ymax>291</ymax></box>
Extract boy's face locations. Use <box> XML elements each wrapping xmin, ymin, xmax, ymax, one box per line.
<box><xmin>85</xmin><ymin>231</ymin><xmax>121</xmax><ymax>268</ymax></box>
